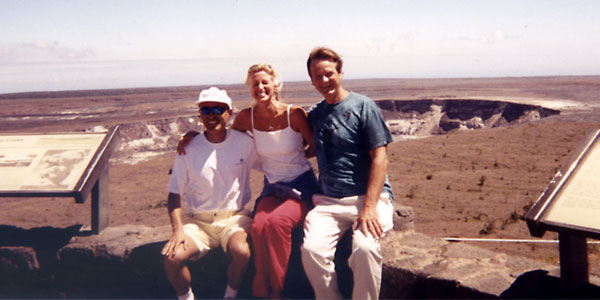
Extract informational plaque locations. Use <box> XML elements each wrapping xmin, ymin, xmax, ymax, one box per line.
<box><xmin>526</xmin><ymin>129</ymin><xmax>600</xmax><ymax>239</ymax></box>
<box><xmin>0</xmin><ymin>127</ymin><xmax>120</xmax><ymax>233</ymax></box>
<box><xmin>525</xmin><ymin>129</ymin><xmax>600</xmax><ymax>288</ymax></box>
<box><xmin>542</xmin><ymin>140</ymin><xmax>600</xmax><ymax>229</ymax></box>
<box><xmin>1</xmin><ymin>134</ymin><xmax>105</xmax><ymax>191</ymax></box>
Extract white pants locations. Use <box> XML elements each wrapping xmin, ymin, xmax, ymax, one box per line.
<box><xmin>301</xmin><ymin>193</ymin><xmax>394</xmax><ymax>300</ymax></box>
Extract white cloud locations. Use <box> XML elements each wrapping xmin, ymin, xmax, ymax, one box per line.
<box><xmin>455</xmin><ymin>29</ymin><xmax>517</xmax><ymax>45</ymax></box>
<box><xmin>0</xmin><ymin>41</ymin><xmax>96</xmax><ymax>64</ymax></box>
<box><xmin>364</xmin><ymin>32</ymin><xmax>417</xmax><ymax>54</ymax></box>
<box><xmin>479</xmin><ymin>30</ymin><xmax>503</xmax><ymax>43</ymax></box>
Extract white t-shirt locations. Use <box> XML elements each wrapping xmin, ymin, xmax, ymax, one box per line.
<box><xmin>168</xmin><ymin>130</ymin><xmax>258</xmax><ymax>213</ymax></box>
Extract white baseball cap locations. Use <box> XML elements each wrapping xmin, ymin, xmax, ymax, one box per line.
<box><xmin>195</xmin><ymin>87</ymin><xmax>232</xmax><ymax>109</ymax></box>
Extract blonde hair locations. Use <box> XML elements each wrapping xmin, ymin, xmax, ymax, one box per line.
<box><xmin>245</xmin><ymin>63</ymin><xmax>283</xmax><ymax>101</ymax></box>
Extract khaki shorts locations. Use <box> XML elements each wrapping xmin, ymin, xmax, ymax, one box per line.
<box><xmin>183</xmin><ymin>209</ymin><xmax>252</xmax><ymax>260</ymax></box>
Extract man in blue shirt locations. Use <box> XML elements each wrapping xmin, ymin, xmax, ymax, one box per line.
<box><xmin>301</xmin><ymin>46</ymin><xmax>395</xmax><ymax>300</ymax></box>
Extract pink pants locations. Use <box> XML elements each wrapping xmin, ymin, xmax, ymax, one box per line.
<box><xmin>250</xmin><ymin>195</ymin><xmax>307</xmax><ymax>297</ymax></box>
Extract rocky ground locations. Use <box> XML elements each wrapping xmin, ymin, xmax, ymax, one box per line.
<box><xmin>2</xmin><ymin>75</ymin><xmax>600</xmax><ymax>278</ymax></box>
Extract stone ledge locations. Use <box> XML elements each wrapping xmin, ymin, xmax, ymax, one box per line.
<box><xmin>2</xmin><ymin>224</ymin><xmax>600</xmax><ymax>298</ymax></box>
<box><xmin>381</xmin><ymin>231</ymin><xmax>600</xmax><ymax>298</ymax></box>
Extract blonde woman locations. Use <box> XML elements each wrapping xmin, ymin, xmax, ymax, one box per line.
<box><xmin>234</xmin><ymin>64</ymin><xmax>319</xmax><ymax>299</ymax></box>
<box><xmin>178</xmin><ymin>64</ymin><xmax>319</xmax><ymax>298</ymax></box>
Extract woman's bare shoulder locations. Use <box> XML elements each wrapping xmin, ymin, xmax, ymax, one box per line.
<box><xmin>237</xmin><ymin>107</ymin><xmax>252</xmax><ymax>117</ymax></box>
<box><xmin>232</xmin><ymin>107</ymin><xmax>252</xmax><ymax>131</ymax></box>
<box><xmin>289</xmin><ymin>105</ymin><xmax>308</xmax><ymax>119</ymax></box>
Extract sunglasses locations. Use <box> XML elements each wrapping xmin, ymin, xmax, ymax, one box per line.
<box><xmin>200</xmin><ymin>106</ymin><xmax>227</xmax><ymax>116</ymax></box>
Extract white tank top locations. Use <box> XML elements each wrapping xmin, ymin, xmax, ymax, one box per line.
<box><xmin>252</xmin><ymin>105</ymin><xmax>312</xmax><ymax>183</ymax></box>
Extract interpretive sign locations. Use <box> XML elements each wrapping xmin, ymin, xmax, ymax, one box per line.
<box><xmin>526</xmin><ymin>129</ymin><xmax>600</xmax><ymax>238</ymax></box>
<box><xmin>1</xmin><ymin>134</ymin><xmax>104</xmax><ymax>191</ymax></box>
<box><xmin>525</xmin><ymin>128</ymin><xmax>600</xmax><ymax>288</ymax></box>
<box><xmin>0</xmin><ymin>126</ymin><xmax>120</xmax><ymax>233</ymax></box>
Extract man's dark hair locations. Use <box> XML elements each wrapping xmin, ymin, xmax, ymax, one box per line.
<box><xmin>307</xmin><ymin>46</ymin><xmax>343</xmax><ymax>77</ymax></box>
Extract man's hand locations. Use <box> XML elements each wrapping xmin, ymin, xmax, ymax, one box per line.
<box><xmin>161</xmin><ymin>230</ymin><xmax>187</xmax><ymax>258</ymax></box>
<box><xmin>353</xmin><ymin>205</ymin><xmax>383</xmax><ymax>239</ymax></box>
<box><xmin>353</xmin><ymin>145</ymin><xmax>388</xmax><ymax>240</ymax></box>
<box><xmin>176</xmin><ymin>131</ymin><xmax>200</xmax><ymax>155</ymax></box>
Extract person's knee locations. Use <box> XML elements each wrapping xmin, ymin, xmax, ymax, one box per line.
<box><xmin>250</xmin><ymin>220</ymin><xmax>264</xmax><ymax>237</ymax></box>
<box><xmin>349</xmin><ymin>235</ymin><xmax>381</xmax><ymax>267</ymax></box>
<box><xmin>163</xmin><ymin>250</ymin><xmax>187</xmax><ymax>268</ymax></box>
<box><xmin>301</xmin><ymin>235</ymin><xmax>322</xmax><ymax>258</ymax></box>
<box><xmin>300</xmin><ymin>243</ymin><xmax>315</xmax><ymax>268</ymax></box>
<box><xmin>355</xmin><ymin>235</ymin><xmax>380</xmax><ymax>254</ymax></box>
<box><xmin>229</xmin><ymin>237</ymin><xmax>251</xmax><ymax>262</ymax></box>
<box><xmin>264</xmin><ymin>214</ymin><xmax>294</xmax><ymax>234</ymax></box>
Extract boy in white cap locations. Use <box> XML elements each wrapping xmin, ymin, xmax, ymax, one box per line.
<box><xmin>162</xmin><ymin>87</ymin><xmax>258</xmax><ymax>300</ymax></box>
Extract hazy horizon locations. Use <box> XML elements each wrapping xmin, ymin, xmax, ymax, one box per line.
<box><xmin>2</xmin><ymin>0</ymin><xmax>599</xmax><ymax>94</ymax></box>
<box><xmin>2</xmin><ymin>74</ymin><xmax>600</xmax><ymax>97</ymax></box>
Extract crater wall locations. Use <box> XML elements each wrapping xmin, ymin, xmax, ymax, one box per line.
<box><xmin>378</xmin><ymin>99</ymin><xmax>559</xmax><ymax>139</ymax></box>
<box><xmin>107</xmin><ymin>99</ymin><xmax>560</xmax><ymax>163</ymax></box>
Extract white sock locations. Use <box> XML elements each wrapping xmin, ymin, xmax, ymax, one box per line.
<box><xmin>178</xmin><ymin>287</ymin><xmax>194</xmax><ymax>300</ymax></box>
<box><xmin>223</xmin><ymin>284</ymin><xmax>238</xmax><ymax>299</ymax></box>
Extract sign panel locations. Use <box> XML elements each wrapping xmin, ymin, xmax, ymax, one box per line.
<box><xmin>526</xmin><ymin>129</ymin><xmax>600</xmax><ymax>239</ymax></box>
<box><xmin>0</xmin><ymin>133</ymin><xmax>106</xmax><ymax>191</ymax></box>
<box><xmin>542</xmin><ymin>139</ymin><xmax>600</xmax><ymax>229</ymax></box>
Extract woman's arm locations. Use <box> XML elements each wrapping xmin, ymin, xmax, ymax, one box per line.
<box><xmin>231</xmin><ymin>108</ymin><xmax>252</xmax><ymax>133</ymax></box>
<box><xmin>289</xmin><ymin>106</ymin><xmax>316</xmax><ymax>158</ymax></box>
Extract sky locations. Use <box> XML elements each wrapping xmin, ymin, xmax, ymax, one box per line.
<box><xmin>1</xmin><ymin>0</ymin><xmax>599</xmax><ymax>94</ymax></box>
